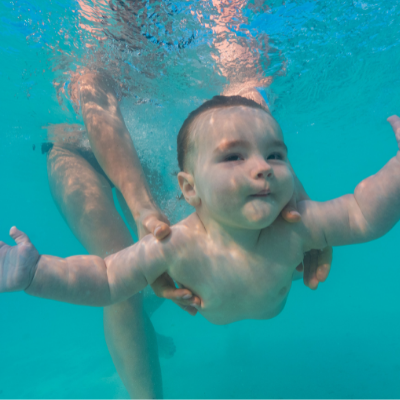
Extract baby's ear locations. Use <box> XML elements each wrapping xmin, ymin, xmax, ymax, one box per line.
<box><xmin>178</xmin><ymin>172</ymin><xmax>200</xmax><ymax>207</ymax></box>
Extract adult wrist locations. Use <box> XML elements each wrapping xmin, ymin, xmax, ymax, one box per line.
<box><xmin>128</xmin><ymin>196</ymin><xmax>158</xmax><ymax>221</ymax></box>
<box><xmin>119</xmin><ymin>183</ymin><xmax>154</xmax><ymax>216</ymax></box>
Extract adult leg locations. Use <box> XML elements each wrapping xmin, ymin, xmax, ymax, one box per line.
<box><xmin>47</xmin><ymin>144</ymin><xmax>162</xmax><ymax>398</ymax></box>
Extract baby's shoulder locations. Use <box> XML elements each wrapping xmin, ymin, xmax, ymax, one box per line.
<box><xmin>256</xmin><ymin>217</ymin><xmax>308</xmax><ymax>266</ymax></box>
<box><xmin>166</xmin><ymin>213</ymin><xmax>207</xmax><ymax>254</ymax></box>
<box><xmin>258</xmin><ymin>215</ymin><xmax>310</xmax><ymax>249</ymax></box>
<box><xmin>173</xmin><ymin>213</ymin><xmax>206</xmax><ymax>236</ymax></box>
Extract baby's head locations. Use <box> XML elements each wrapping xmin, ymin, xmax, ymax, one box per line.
<box><xmin>177</xmin><ymin>96</ymin><xmax>294</xmax><ymax>230</ymax></box>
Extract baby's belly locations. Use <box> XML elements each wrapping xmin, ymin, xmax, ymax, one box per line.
<box><xmin>195</xmin><ymin>279</ymin><xmax>292</xmax><ymax>325</ymax></box>
<box><xmin>199</xmin><ymin>300</ymin><xmax>288</xmax><ymax>325</ymax></box>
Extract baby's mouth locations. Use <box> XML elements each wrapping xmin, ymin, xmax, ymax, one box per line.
<box><xmin>250</xmin><ymin>189</ymin><xmax>270</xmax><ymax>197</ymax></box>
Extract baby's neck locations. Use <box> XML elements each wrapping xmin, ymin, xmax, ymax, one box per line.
<box><xmin>198</xmin><ymin>213</ymin><xmax>262</xmax><ymax>251</ymax></box>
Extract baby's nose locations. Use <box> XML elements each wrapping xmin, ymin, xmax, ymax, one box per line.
<box><xmin>251</xmin><ymin>159</ymin><xmax>273</xmax><ymax>179</ymax></box>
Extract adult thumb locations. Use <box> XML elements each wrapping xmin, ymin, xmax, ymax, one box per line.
<box><xmin>281</xmin><ymin>198</ymin><xmax>301</xmax><ymax>223</ymax></box>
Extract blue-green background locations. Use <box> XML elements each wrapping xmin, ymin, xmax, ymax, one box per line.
<box><xmin>1</xmin><ymin>0</ymin><xmax>400</xmax><ymax>398</ymax></box>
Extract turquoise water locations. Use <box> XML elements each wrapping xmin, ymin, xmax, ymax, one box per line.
<box><xmin>1</xmin><ymin>0</ymin><xmax>400</xmax><ymax>398</ymax></box>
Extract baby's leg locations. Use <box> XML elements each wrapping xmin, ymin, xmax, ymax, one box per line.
<box><xmin>47</xmin><ymin>144</ymin><xmax>162</xmax><ymax>398</ymax></box>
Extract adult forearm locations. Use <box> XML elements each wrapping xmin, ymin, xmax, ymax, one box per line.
<box><xmin>354</xmin><ymin>153</ymin><xmax>400</xmax><ymax>236</ymax></box>
<box><xmin>79</xmin><ymin>72</ymin><xmax>155</xmax><ymax>218</ymax></box>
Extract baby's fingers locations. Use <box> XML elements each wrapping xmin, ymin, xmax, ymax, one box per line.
<box><xmin>387</xmin><ymin>115</ymin><xmax>400</xmax><ymax>144</ymax></box>
<box><xmin>9</xmin><ymin>227</ymin><xmax>31</xmax><ymax>246</ymax></box>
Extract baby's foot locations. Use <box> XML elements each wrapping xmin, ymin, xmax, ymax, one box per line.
<box><xmin>156</xmin><ymin>333</ymin><xmax>176</xmax><ymax>359</ymax></box>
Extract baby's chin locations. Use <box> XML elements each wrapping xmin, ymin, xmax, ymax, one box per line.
<box><xmin>241</xmin><ymin>203</ymin><xmax>281</xmax><ymax>229</ymax></box>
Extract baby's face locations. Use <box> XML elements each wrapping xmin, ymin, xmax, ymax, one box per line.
<box><xmin>192</xmin><ymin>106</ymin><xmax>294</xmax><ymax>230</ymax></box>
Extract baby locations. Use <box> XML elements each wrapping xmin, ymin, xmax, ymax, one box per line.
<box><xmin>1</xmin><ymin>96</ymin><xmax>400</xmax><ymax>325</ymax></box>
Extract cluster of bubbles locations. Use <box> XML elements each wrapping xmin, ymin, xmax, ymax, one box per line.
<box><xmin>3</xmin><ymin>0</ymin><xmax>282</xmax><ymax>107</ymax></box>
<box><xmin>4</xmin><ymin>0</ymin><xmax>400</xmax><ymax>112</ymax></box>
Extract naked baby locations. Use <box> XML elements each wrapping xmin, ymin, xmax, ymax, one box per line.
<box><xmin>1</xmin><ymin>95</ymin><xmax>400</xmax><ymax>325</ymax></box>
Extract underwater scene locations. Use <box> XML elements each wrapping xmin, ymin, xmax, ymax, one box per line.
<box><xmin>1</xmin><ymin>0</ymin><xmax>400</xmax><ymax>398</ymax></box>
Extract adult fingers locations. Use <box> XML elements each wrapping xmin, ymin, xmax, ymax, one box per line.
<box><xmin>172</xmin><ymin>297</ymin><xmax>201</xmax><ymax>317</ymax></box>
<box><xmin>174</xmin><ymin>302</ymin><xmax>198</xmax><ymax>316</ymax></box>
<box><xmin>303</xmin><ymin>250</ymin><xmax>319</xmax><ymax>290</ymax></box>
<box><xmin>281</xmin><ymin>196</ymin><xmax>301</xmax><ymax>223</ymax></box>
<box><xmin>145</xmin><ymin>217</ymin><xmax>171</xmax><ymax>240</ymax></box>
<box><xmin>315</xmin><ymin>246</ymin><xmax>332</xmax><ymax>283</ymax></box>
<box><xmin>151</xmin><ymin>273</ymin><xmax>193</xmax><ymax>300</ymax></box>
<box><xmin>153</xmin><ymin>223</ymin><xmax>172</xmax><ymax>240</ymax></box>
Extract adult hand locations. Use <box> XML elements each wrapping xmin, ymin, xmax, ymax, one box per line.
<box><xmin>296</xmin><ymin>248</ymin><xmax>332</xmax><ymax>290</ymax></box>
<box><xmin>281</xmin><ymin>165</ymin><xmax>333</xmax><ymax>290</ymax></box>
<box><xmin>150</xmin><ymin>273</ymin><xmax>201</xmax><ymax>316</ymax></box>
<box><xmin>137</xmin><ymin>208</ymin><xmax>201</xmax><ymax>315</ymax></box>
<box><xmin>136</xmin><ymin>207</ymin><xmax>172</xmax><ymax>241</ymax></box>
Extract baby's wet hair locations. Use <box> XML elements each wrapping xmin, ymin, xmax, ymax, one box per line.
<box><xmin>177</xmin><ymin>95</ymin><xmax>269</xmax><ymax>171</ymax></box>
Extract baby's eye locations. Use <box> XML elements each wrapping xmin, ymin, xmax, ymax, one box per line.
<box><xmin>223</xmin><ymin>154</ymin><xmax>243</xmax><ymax>162</ymax></box>
<box><xmin>267</xmin><ymin>152</ymin><xmax>283</xmax><ymax>161</ymax></box>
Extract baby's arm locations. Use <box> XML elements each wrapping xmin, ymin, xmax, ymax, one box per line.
<box><xmin>301</xmin><ymin>116</ymin><xmax>400</xmax><ymax>249</ymax></box>
<box><xmin>0</xmin><ymin>227</ymin><xmax>171</xmax><ymax>306</ymax></box>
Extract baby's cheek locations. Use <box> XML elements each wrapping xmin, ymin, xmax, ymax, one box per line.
<box><xmin>208</xmin><ymin>181</ymin><xmax>238</xmax><ymax>211</ymax></box>
<box><xmin>279</xmin><ymin>171</ymin><xmax>295</xmax><ymax>204</ymax></box>
<box><xmin>219</xmin><ymin>178</ymin><xmax>242</xmax><ymax>199</ymax></box>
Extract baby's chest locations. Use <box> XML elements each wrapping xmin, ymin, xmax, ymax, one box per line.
<box><xmin>222</xmin><ymin>231</ymin><xmax>303</xmax><ymax>295</ymax></box>
<box><xmin>168</xmin><ymin>223</ymin><xmax>304</xmax><ymax>300</ymax></box>
<box><xmin>257</xmin><ymin>226</ymin><xmax>305</xmax><ymax>270</ymax></box>
<box><xmin>183</xmin><ymin>250</ymin><xmax>300</xmax><ymax>323</ymax></box>
<box><xmin>182</xmin><ymin>237</ymin><xmax>303</xmax><ymax>302</ymax></box>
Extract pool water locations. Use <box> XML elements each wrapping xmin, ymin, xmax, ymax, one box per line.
<box><xmin>1</xmin><ymin>0</ymin><xmax>400</xmax><ymax>398</ymax></box>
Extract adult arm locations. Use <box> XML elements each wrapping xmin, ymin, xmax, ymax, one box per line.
<box><xmin>78</xmin><ymin>71</ymin><xmax>170</xmax><ymax>239</ymax></box>
<box><xmin>76</xmin><ymin>71</ymin><xmax>201</xmax><ymax>310</ymax></box>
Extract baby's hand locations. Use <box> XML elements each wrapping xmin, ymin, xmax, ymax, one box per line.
<box><xmin>387</xmin><ymin>116</ymin><xmax>400</xmax><ymax>147</ymax></box>
<box><xmin>0</xmin><ymin>227</ymin><xmax>39</xmax><ymax>293</ymax></box>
